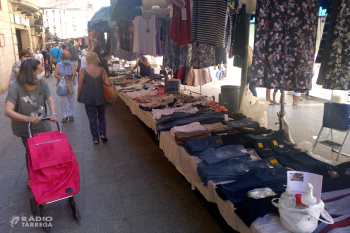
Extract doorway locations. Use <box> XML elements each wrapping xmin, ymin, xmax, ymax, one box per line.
<box><xmin>16</xmin><ymin>29</ymin><xmax>22</xmax><ymax>58</ymax></box>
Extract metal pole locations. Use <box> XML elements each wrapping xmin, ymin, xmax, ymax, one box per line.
<box><xmin>238</xmin><ymin>13</ymin><xmax>251</xmax><ymax>108</ymax></box>
<box><xmin>279</xmin><ymin>90</ymin><xmax>285</xmax><ymax>131</ymax></box>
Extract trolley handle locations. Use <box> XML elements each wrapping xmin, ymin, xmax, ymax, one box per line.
<box><xmin>28</xmin><ymin>117</ymin><xmax>61</xmax><ymax>138</ymax></box>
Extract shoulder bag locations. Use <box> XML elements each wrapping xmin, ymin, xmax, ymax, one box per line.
<box><xmin>52</xmin><ymin>49</ymin><xmax>60</xmax><ymax>64</ymax></box>
<box><xmin>101</xmin><ymin>68</ymin><xmax>113</xmax><ymax>100</ymax></box>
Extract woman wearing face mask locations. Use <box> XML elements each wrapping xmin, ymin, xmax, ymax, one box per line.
<box><xmin>55</xmin><ymin>51</ymin><xmax>77</xmax><ymax>123</ymax></box>
<box><xmin>4</xmin><ymin>59</ymin><xmax>58</xmax><ymax>189</ymax></box>
<box><xmin>8</xmin><ymin>50</ymin><xmax>32</xmax><ymax>87</ymax></box>
<box><xmin>33</xmin><ymin>48</ymin><xmax>44</xmax><ymax>64</ymax></box>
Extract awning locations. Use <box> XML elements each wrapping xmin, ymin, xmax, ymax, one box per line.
<box><xmin>111</xmin><ymin>0</ymin><xmax>169</xmax><ymax>10</ymax></box>
<box><xmin>88</xmin><ymin>6</ymin><xmax>116</xmax><ymax>32</ymax></box>
<box><xmin>45</xmin><ymin>31</ymin><xmax>60</xmax><ymax>42</ymax></box>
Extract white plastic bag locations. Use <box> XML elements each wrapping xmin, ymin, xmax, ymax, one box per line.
<box><xmin>56</xmin><ymin>78</ymin><xmax>68</xmax><ymax>96</ymax></box>
<box><xmin>239</xmin><ymin>86</ymin><xmax>269</xmax><ymax>128</ymax></box>
<box><xmin>272</xmin><ymin>198</ymin><xmax>334</xmax><ymax>233</ymax></box>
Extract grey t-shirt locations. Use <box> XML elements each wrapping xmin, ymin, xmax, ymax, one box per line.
<box><xmin>6</xmin><ymin>79</ymin><xmax>52</xmax><ymax>138</ymax></box>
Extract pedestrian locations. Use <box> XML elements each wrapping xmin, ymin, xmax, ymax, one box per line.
<box><xmin>266</xmin><ymin>89</ymin><xmax>280</xmax><ymax>105</ymax></box>
<box><xmin>305</xmin><ymin>91</ymin><xmax>312</xmax><ymax>100</ymax></box>
<box><xmin>41</xmin><ymin>47</ymin><xmax>47</xmax><ymax>62</ymax></box>
<box><xmin>80</xmin><ymin>45</ymin><xmax>88</xmax><ymax>57</ymax></box>
<box><xmin>292</xmin><ymin>91</ymin><xmax>301</xmax><ymax>107</ymax></box>
<box><xmin>9</xmin><ymin>49</ymin><xmax>32</xmax><ymax>87</ymax></box>
<box><xmin>100</xmin><ymin>52</ymin><xmax>111</xmax><ymax>76</ymax></box>
<box><xmin>27</xmin><ymin>47</ymin><xmax>34</xmax><ymax>58</ymax></box>
<box><xmin>130</xmin><ymin>56</ymin><xmax>152</xmax><ymax>77</ymax></box>
<box><xmin>68</xmin><ymin>40</ymin><xmax>79</xmax><ymax>66</ymax></box>
<box><xmin>55</xmin><ymin>51</ymin><xmax>77</xmax><ymax>123</ymax></box>
<box><xmin>4</xmin><ymin>59</ymin><xmax>58</xmax><ymax>189</ymax></box>
<box><xmin>50</xmin><ymin>44</ymin><xmax>63</xmax><ymax>66</ymax></box>
<box><xmin>247</xmin><ymin>46</ymin><xmax>257</xmax><ymax>97</ymax></box>
<box><xmin>44</xmin><ymin>60</ymin><xmax>51</xmax><ymax>78</ymax></box>
<box><xmin>77</xmin><ymin>52</ymin><xmax>111</xmax><ymax>144</ymax></box>
<box><xmin>62</xmin><ymin>44</ymin><xmax>68</xmax><ymax>52</ymax></box>
<box><xmin>33</xmin><ymin>48</ymin><xmax>44</xmax><ymax>64</ymax></box>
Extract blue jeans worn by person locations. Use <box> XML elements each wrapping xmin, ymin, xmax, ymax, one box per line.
<box><xmin>197</xmin><ymin>157</ymin><xmax>282</xmax><ymax>186</ymax></box>
<box><xmin>217</xmin><ymin>168</ymin><xmax>287</xmax><ymax>203</ymax></box>
<box><xmin>85</xmin><ymin>104</ymin><xmax>106</xmax><ymax>141</ymax></box>
<box><xmin>199</xmin><ymin>145</ymin><xmax>250</xmax><ymax>165</ymax></box>
<box><xmin>184</xmin><ymin>136</ymin><xmax>224</xmax><ymax>156</ymax></box>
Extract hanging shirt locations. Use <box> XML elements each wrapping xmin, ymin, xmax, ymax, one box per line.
<box><xmin>190</xmin><ymin>0</ymin><xmax>227</xmax><ymax>49</ymax></box>
<box><xmin>169</xmin><ymin>0</ymin><xmax>192</xmax><ymax>47</ymax></box>
<box><xmin>133</xmin><ymin>15</ymin><xmax>157</xmax><ymax>56</ymax></box>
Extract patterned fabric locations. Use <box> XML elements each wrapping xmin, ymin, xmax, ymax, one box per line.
<box><xmin>321</xmin><ymin>0</ymin><xmax>350</xmax><ymax>90</ymax></box>
<box><xmin>316</xmin><ymin>0</ymin><xmax>340</xmax><ymax>85</ymax></box>
<box><xmin>9</xmin><ymin>60</ymin><xmax>21</xmax><ymax>85</ymax></box>
<box><xmin>251</xmin><ymin>0</ymin><xmax>319</xmax><ymax>91</ymax></box>
<box><xmin>85</xmin><ymin>104</ymin><xmax>106</xmax><ymax>141</ymax></box>
<box><xmin>161</xmin><ymin>17</ymin><xmax>189</xmax><ymax>69</ymax></box>
<box><xmin>68</xmin><ymin>46</ymin><xmax>79</xmax><ymax>61</ymax></box>
<box><xmin>189</xmin><ymin>43</ymin><xmax>215</xmax><ymax>69</ymax></box>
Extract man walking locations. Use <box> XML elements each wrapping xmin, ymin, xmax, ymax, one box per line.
<box><xmin>68</xmin><ymin>40</ymin><xmax>79</xmax><ymax>66</ymax></box>
<box><xmin>50</xmin><ymin>44</ymin><xmax>63</xmax><ymax>66</ymax></box>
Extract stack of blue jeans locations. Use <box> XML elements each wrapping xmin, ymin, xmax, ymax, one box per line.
<box><xmin>244</xmin><ymin>130</ymin><xmax>285</xmax><ymax>141</ymax></box>
<box><xmin>225</xmin><ymin>118</ymin><xmax>260</xmax><ymax>129</ymax></box>
<box><xmin>199</xmin><ymin>145</ymin><xmax>251</xmax><ymax>165</ymax></box>
<box><xmin>197</xmin><ymin>157</ymin><xmax>282</xmax><ymax>186</ymax></box>
<box><xmin>156</xmin><ymin>112</ymin><xmax>225</xmax><ymax>134</ymax></box>
<box><xmin>184</xmin><ymin>136</ymin><xmax>224</xmax><ymax>156</ymax></box>
<box><xmin>217</xmin><ymin>168</ymin><xmax>287</xmax><ymax>204</ymax></box>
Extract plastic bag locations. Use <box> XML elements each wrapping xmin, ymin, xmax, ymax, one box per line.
<box><xmin>56</xmin><ymin>78</ymin><xmax>68</xmax><ymax>96</ymax></box>
<box><xmin>272</xmin><ymin>198</ymin><xmax>334</xmax><ymax>233</ymax></box>
<box><xmin>239</xmin><ymin>86</ymin><xmax>269</xmax><ymax>128</ymax></box>
<box><xmin>247</xmin><ymin>188</ymin><xmax>277</xmax><ymax>199</ymax></box>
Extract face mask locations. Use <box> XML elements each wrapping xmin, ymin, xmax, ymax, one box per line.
<box><xmin>63</xmin><ymin>60</ymin><xmax>70</xmax><ymax>65</ymax></box>
<box><xmin>22</xmin><ymin>57</ymin><xmax>30</xmax><ymax>61</ymax></box>
<box><xmin>36</xmin><ymin>70</ymin><xmax>45</xmax><ymax>80</ymax></box>
<box><xmin>42</xmin><ymin>49</ymin><xmax>45</xmax><ymax>51</ymax></box>
<box><xmin>36</xmin><ymin>51</ymin><xmax>40</xmax><ymax>53</ymax></box>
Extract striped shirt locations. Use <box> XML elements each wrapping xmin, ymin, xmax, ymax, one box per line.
<box><xmin>190</xmin><ymin>0</ymin><xmax>227</xmax><ymax>49</ymax></box>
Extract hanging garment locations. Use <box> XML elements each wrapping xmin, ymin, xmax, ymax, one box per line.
<box><xmin>215</xmin><ymin>47</ymin><xmax>226</xmax><ymax>66</ymax></box>
<box><xmin>232</xmin><ymin>4</ymin><xmax>247</xmax><ymax>59</ymax></box>
<box><xmin>190</xmin><ymin>0</ymin><xmax>227</xmax><ymax>49</ymax></box>
<box><xmin>316</xmin><ymin>0</ymin><xmax>340</xmax><ymax>85</ymax></box>
<box><xmin>169</xmin><ymin>0</ymin><xmax>192</xmax><ymax>47</ymax></box>
<box><xmin>117</xmin><ymin>18</ymin><xmax>132</xmax><ymax>52</ymax></box>
<box><xmin>161</xmin><ymin>17</ymin><xmax>189</xmax><ymax>69</ymax></box>
<box><xmin>318</xmin><ymin>0</ymin><xmax>350</xmax><ymax>90</ymax></box>
<box><xmin>189</xmin><ymin>43</ymin><xmax>215</xmax><ymax>69</ymax></box>
<box><xmin>133</xmin><ymin>15</ymin><xmax>157</xmax><ymax>56</ymax></box>
<box><xmin>155</xmin><ymin>16</ymin><xmax>163</xmax><ymax>56</ymax></box>
<box><xmin>251</xmin><ymin>0</ymin><xmax>319</xmax><ymax>91</ymax></box>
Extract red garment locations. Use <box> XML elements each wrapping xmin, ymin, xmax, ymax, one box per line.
<box><xmin>207</xmin><ymin>100</ymin><xmax>227</xmax><ymax>112</ymax></box>
<box><xmin>169</xmin><ymin>0</ymin><xmax>192</xmax><ymax>47</ymax></box>
<box><xmin>77</xmin><ymin>39</ymin><xmax>82</xmax><ymax>45</ymax></box>
<box><xmin>177</xmin><ymin>67</ymin><xmax>184</xmax><ymax>80</ymax></box>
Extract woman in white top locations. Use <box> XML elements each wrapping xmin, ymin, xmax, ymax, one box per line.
<box><xmin>33</xmin><ymin>48</ymin><xmax>44</xmax><ymax>64</ymax></box>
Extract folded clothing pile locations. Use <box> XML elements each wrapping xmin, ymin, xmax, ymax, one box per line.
<box><xmin>202</xmin><ymin>122</ymin><xmax>233</xmax><ymax>135</ymax></box>
<box><xmin>139</xmin><ymin>95</ymin><xmax>176</xmax><ymax>111</ymax></box>
<box><xmin>152</xmin><ymin>104</ymin><xmax>198</xmax><ymax>120</ymax></box>
<box><xmin>184</xmin><ymin>135</ymin><xmax>224</xmax><ymax>156</ymax></box>
<box><xmin>225</xmin><ymin>118</ymin><xmax>260</xmax><ymax>129</ymax></box>
<box><xmin>174</xmin><ymin>130</ymin><xmax>211</xmax><ymax>146</ymax></box>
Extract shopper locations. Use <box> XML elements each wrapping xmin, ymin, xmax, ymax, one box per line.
<box><xmin>50</xmin><ymin>44</ymin><xmax>63</xmax><ymax>65</ymax></box>
<box><xmin>27</xmin><ymin>47</ymin><xmax>34</xmax><ymax>58</ymax></box>
<box><xmin>9</xmin><ymin>49</ymin><xmax>32</xmax><ymax>86</ymax></box>
<box><xmin>44</xmin><ymin>60</ymin><xmax>51</xmax><ymax>78</ymax></box>
<box><xmin>292</xmin><ymin>91</ymin><xmax>301</xmax><ymax>107</ymax></box>
<box><xmin>130</xmin><ymin>56</ymin><xmax>152</xmax><ymax>77</ymax></box>
<box><xmin>62</xmin><ymin>44</ymin><xmax>68</xmax><ymax>52</ymax></box>
<box><xmin>266</xmin><ymin>89</ymin><xmax>280</xmax><ymax>105</ymax></box>
<box><xmin>4</xmin><ymin>59</ymin><xmax>58</xmax><ymax>189</ymax></box>
<box><xmin>247</xmin><ymin>46</ymin><xmax>257</xmax><ymax>97</ymax></box>
<box><xmin>41</xmin><ymin>47</ymin><xmax>47</xmax><ymax>62</ymax></box>
<box><xmin>33</xmin><ymin>48</ymin><xmax>44</xmax><ymax>64</ymax></box>
<box><xmin>77</xmin><ymin>52</ymin><xmax>111</xmax><ymax>144</ymax></box>
<box><xmin>55</xmin><ymin>51</ymin><xmax>77</xmax><ymax>123</ymax></box>
<box><xmin>100</xmin><ymin>52</ymin><xmax>111</xmax><ymax>76</ymax></box>
<box><xmin>81</xmin><ymin>45</ymin><xmax>88</xmax><ymax>57</ymax></box>
<box><xmin>68</xmin><ymin>40</ymin><xmax>79</xmax><ymax>66</ymax></box>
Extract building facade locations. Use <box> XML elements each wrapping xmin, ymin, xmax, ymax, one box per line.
<box><xmin>42</xmin><ymin>0</ymin><xmax>93</xmax><ymax>42</ymax></box>
<box><xmin>0</xmin><ymin>0</ymin><xmax>42</xmax><ymax>93</ymax></box>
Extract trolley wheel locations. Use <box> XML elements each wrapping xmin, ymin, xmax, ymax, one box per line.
<box><xmin>39</xmin><ymin>205</ymin><xmax>52</xmax><ymax>232</ymax></box>
<box><xmin>30</xmin><ymin>197</ymin><xmax>37</xmax><ymax>215</ymax></box>
<box><xmin>69</xmin><ymin>197</ymin><xmax>81</xmax><ymax>220</ymax></box>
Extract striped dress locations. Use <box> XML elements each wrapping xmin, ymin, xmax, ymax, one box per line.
<box><xmin>190</xmin><ymin>0</ymin><xmax>227</xmax><ymax>49</ymax></box>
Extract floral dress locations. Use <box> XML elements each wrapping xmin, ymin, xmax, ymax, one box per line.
<box><xmin>251</xmin><ymin>0</ymin><xmax>319</xmax><ymax>91</ymax></box>
<box><xmin>9</xmin><ymin>60</ymin><xmax>21</xmax><ymax>85</ymax></box>
<box><xmin>322</xmin><ymin>0</ymin><xmax>350</xmax><ymax>90</ymax></box>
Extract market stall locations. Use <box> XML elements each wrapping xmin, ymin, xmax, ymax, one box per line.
<box><xmin>86</xmin><ymin>0</ymin><xmax>350</xmax><ymax>232</ymax></box>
